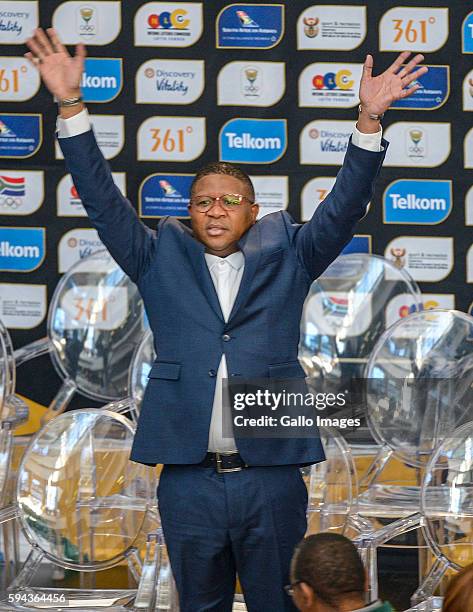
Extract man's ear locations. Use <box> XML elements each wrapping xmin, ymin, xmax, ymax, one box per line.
<box><xmin>251</xmin><ymin>202</ymin><xmax>259</xmax><ymax>222</ymax></box>
<box><xmin>295</xmin><ymin>582</ymin><xmax>315</xmax><ymax>609</ymax></box>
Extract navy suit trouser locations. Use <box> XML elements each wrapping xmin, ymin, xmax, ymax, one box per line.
<box><xmin>157</xmin><ymin>463</ymin><xmax>308</xmax><ymax>612</ymax></box>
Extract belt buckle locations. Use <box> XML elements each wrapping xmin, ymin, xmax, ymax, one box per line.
<box><xmin>215</xmin><ymin>451</ymin><xmax>243</xmax><ymax>473</ymax></box>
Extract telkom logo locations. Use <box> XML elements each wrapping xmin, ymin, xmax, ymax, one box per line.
<box><xmin>0</xmin><ymin>227</ymin><xmax>45</xmax><ymax>271</ymax></box>
<box><xmin>220</xmin><ymin>118</ymin><xmax>287</xmax><ymax>164</ymax></box>
<box><xmin>81</xmin><ymin>58</ymin><xmax>122</xmax><ymax>103</ymax></box>
<box><xmin>384</xmin><ymin>180</ymin><xmax>452</xmax><ymax>225</ymax></box>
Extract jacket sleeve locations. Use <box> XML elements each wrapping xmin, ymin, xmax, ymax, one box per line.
<box><xmin>288</xmin><ymin>137</ymin><xmax>388</xmax><ymax>281</ymax></box>
<box><xmin>58</xmin><ymin>128</ymin><xmax>157</xmax><ymax>283</ymax></box>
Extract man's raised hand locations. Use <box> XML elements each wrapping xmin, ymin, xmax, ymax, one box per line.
<box><xmin>359</xmin><ymin>51</ymin><xmax>428</xmax><ymax>117</ymax></box>
<box><xmin>25</xmin><ymin>28</ymin><xmax>85</xmax><ymax>101</ymax></box>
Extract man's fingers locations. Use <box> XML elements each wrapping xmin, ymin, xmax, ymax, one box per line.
<box><xmin>400</xmin><ymin>83</ymin><xmax>421</xmax><ymax>99</ymax></box>
<box><xmin>398</xmin><ymin>54</ymin><xmax>425</xmax><ymax>78</ymax></box>
<box><xmin>401</xmin><ymin>66</ymin><xmax>428</xmax><ymax>87</ymax></box>
<box><xmin>24</xmin><ymin>52</ymin><xmax>40</xmax><ymax>68</ymax></box>
<box><xmin>25</xmin><ymin>36</ymin><xmax>44</xmax><ymax>60</ymax></box>
<box><xmin>388</xmin><ymin>50</ymin><xmax>411</xmax><ymax>74</ymax></box>
<box><xmin>34</xmin><ymin>27</ymin><xmax>55</xmax><ymax>56</ymax></box>
<box><xmin>363</xmin><ymin>54</ymin><xmax>374</xmax><ymax>77</ymax></box>
<box><xmin>75</xmin><ymin>42</ymin><xmax>87</xmax><ymax>59</ymax></box>
<box><xmin>47</xmin><ymin>28</ymin><xmax>68</xmax><ymax>55</ymax></box>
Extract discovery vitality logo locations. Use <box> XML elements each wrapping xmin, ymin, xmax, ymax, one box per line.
<box><xmin>219</xmin><ymin>118</ymin><xmax>286</xmax><ymax>163</ymax></box>
<box><xmin>384</xmin><ymin>179</ymin><xmax>452</xmax><ymax>224</ymax></box>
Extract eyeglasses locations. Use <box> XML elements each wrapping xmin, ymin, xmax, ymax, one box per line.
<box><xmin>189</xmin><ymin>193</ymin><xmax>254</xmax><ymax>213</ymax></box>
<box><xmin>284</xmin><ymin>581</ymin><xmax>302</xmax><ymax>597</ymax></box>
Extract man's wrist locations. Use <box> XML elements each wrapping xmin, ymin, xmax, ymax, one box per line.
<box><xmin>356</xmin><ymin>105</ymin><xmax>383</xmax><ymax>134</ymax></box>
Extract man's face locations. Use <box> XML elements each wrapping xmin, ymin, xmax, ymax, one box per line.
<box><xmin>189</xmin><ymin>174</ymin><xmax>259</xmax><ymax>257</ymax></box>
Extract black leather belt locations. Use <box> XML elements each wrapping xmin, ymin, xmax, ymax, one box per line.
<box><xmin>200</xmin><ymin>452</ymin><xmax>248</xmax><ymax>473</ymax></box>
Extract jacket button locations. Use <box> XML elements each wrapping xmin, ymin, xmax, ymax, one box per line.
<box><xmin>208</xmin><ymin>369</ymin><xmax>217</xmax><ymax>377</ymax></box>
<box><xmin>222</xmin><ymin>334</ymin><xmax>231</xmax><ymax>342</ymax></box>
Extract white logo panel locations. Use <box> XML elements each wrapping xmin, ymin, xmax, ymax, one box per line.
<box><xmin>301</xmin><ymin>177</ymin><xmax>336</xmax><ymax>221</ymax></box>
<box><xmin>0</xmin><ymin>170</ymin><xmax>43</xmax><ymax>215</ymax></box>
<box><xmin>136</xmin><ymin>59</ymin><xmax>204</xmax><ymax>104</ymax></box>
<box><xmin>217</xmin><ymin>61</ymin><xmax>285</xmax><ymax>107</ymax></box>
<box><xmin>56</xmin><ymin>115</ymin><xmax>124</xmax><ymax>160</ymax></box>
<box><xmin>297</xmin><ymin>5</ymin><xmax>366</xmax><ymax>50</ymax></box>
<box><xmin>249</xmin><ymin>176</ymin><xmax>288</xmax><ymax>218</ymax></box>
<box><xmin>137</xmin><ymin>116</ymin><xmax>205</xmax><ymax>162</ymax></box>
<box><xmin>384</xmin><ymin>236</ymin><xmax>453</xmax><ymax>282</ymax></box>
<box><xmin>466</xmin><ymin>245</ymin><xmax>473</xmax><ymax>282</ymax></box>
<box><xmin>52</xmin><ymin>1</ymin><xmax>121</xmax><ymax>45</ymax></box>
<box><xmin>57</xmin><ymin>173</ymin><xmax>126</xmax><ymax>217</ymax></box>
<box><xmin>463</xmin><ymin>128</ymin><xmax>473</xmax><ymax>168</ymax></box>
<box><xmin>463</xmin><ymin>69</ymin><xmax>473</xmax><ymax>111</ymax></box>
<box><xmin>0</xmin><ymin>283</ymin><xmax>46</xmax><ymax>329</ymax></box>
<box><xmin>379</xmin><ymin>7</ymin><xmax>448</xmax><ymax>52</ymax></box>
<box><xmin>383</xmin><ymin>122</ymin><xmax>450</xmax><ymax>167</ymax></box>
<box><xmin>300</xmin><ymin>120</ymin><xmax>355</xmax><ymax>165</ymax></box>
<box><xmin>0</xmin><ymin>1</ymin><xmax>38</xmax><ymax>44</ymax></box>
<box><xmin>134</xmin><ymin>2</ymin><xmax>203</xmax><ymax>47</ymax></box>
<box><xmin>299</xmin><ymin>62</ymin><xmax>363</xmax><ymax>108</ymax></box>
<box><xmin>58</xmin><ymin>228</ymin><xmax>106</xmax><ymax>273</ymax></box>
<box><xmin>0</xmin><ymin>56</ymin><xmax>40</xmax><ymax>100</ymax></box>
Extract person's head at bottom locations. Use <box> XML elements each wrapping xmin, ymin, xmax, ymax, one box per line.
<box><xmin>442</xmin><ymin>563</ymin><xmax>473</xmax><ymax>612</ymax></box>
<box><xmin>288</xmin><ymin>533</ymin><xmax>367</xmax><ymax>612</ymax></box>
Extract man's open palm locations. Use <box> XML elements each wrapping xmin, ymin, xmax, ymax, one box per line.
<box><xmin>360</xmin><ymin>51</ymin><xmax>428</xmax><ymax>116</ymax></box>
<box><xmin>25</xmin><ymin>28</ymin><xmax>85</xmax><ymax>100</ymax></box>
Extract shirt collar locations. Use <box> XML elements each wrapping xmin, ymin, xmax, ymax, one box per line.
<box><xmin>205</xmin><ymin>250</ymin><xmax>244</xmax><ymax>271</ymax></box>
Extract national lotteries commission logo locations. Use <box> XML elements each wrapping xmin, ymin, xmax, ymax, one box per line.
<box><xmin>134</xmin><ymin>3</ymin><xmax>203</xmax><ymax>47</ymax></box>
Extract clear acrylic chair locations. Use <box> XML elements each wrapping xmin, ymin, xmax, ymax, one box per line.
<box><xmin>0</xmin><ymin>318</ymin><xmax>30</xmax><ymax>583</ymax></box>
<box><xmin>299</xmin><ymin>253</ymin><xmax>421</xmax><ymax>388</ymax></box>
<box><xmin>13</xmin><ymin>250</ymin><xmax>147</xmax><ymax>424</ymax></box>
<box><xmin>305</xmin><ymin>426</ymin><xmax>357</xmax><ymax>535</ymax></box>
<box><xmin>409</xmin><ymin>419</ymin><xmax>473</xmax><ymax>607</ymax></box>
<box><xmin>0</xmin><ymin>408</ymin><xmax>177</xmax><ymax>610</ymax></box>
<box><xmin>357</xmin><ymin>309</ymin><xmax>473</xmax><ymax>519</ymax></box>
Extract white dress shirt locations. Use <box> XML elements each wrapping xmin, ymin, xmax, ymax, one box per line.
<box><xmin>56</xmin><ymin>109</ymin><xmax>383</xmax><ymax>452</ymax></box>
<box><xmin>204</xmin><ymin>251</ymin><xmax>245</xmax><ymax>451</ymax></box>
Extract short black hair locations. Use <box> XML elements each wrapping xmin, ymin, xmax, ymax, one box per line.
<box><xmin>190</xmin><ymin>161</ymin><xmax>255</xmax><ymax>200</ymax></box>
<box><xmin>291</xmin><ymin>533</ymin><xmax>365</xmax><ymax>608</ymax></box>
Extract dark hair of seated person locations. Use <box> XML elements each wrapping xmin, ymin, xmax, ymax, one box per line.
<box><xmin>291</xmin><ymin>533</ymin><xmax>366</xmax><ymax>609</ymax></box>
<box><xmin>442</xmin><ymin>563</ymin><xmax>473</xmax><ymax>612</ymax></box>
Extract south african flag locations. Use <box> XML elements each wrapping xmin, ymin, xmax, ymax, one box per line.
<box><xmin>0</xmin><ymin>175</ymin><xmax>25</xmax><ymax>197</ymax></box>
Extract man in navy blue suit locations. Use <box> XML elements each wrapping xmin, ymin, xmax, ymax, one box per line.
<box><xmin>26</xmin><ymin>28</ymin><xmax>426</xmax><ymax>612</ymax></box>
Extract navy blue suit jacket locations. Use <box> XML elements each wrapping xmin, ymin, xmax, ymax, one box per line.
<box><xmin>59</xmin><ymin>130</ymin><xmax>387</xmax><ymax>466</ymax></box>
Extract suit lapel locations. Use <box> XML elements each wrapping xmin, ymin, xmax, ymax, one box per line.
<box><xmin>228</xmin><ymin>222</ymin><xmax>261</xmax><ymax>323</ymax></box>
<box><xmin>183</xmin><ymin>230</ymin><xmax>224</xmax><ymax>322</ymax></box>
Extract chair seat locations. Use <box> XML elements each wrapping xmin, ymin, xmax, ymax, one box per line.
<box><xmin>357</xmin><ymin>485</ymin><xmax>421</xmax><ymax>518</ymax></box>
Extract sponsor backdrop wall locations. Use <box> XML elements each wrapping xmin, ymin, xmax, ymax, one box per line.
<box><xmin>0</xmin><ymin>0</ymin><xmax>470</xmax><ymax>407</ymax></box>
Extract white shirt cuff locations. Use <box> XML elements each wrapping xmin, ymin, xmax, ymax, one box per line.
<box><xmin>352</xmin><ymin>125</ymin><xmax>383</xmax><ymax>152</ymax></box>
<box><xmin>56</xmin><ymin>108</ymin><xmax>91</xmax><ymax>138</ymax></box>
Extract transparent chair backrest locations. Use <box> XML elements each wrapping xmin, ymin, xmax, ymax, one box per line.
<box><xmin>0</xmin><ymin>319</ymin><xmax>15</xmax><ymax>403</ymax></box>
<box><xmin>47</xmin><ymin>250</ymin><xmax>147</xmax><ymax>401</ymax></box>
<box><xmin>129</xmin><ymin>330</ymin><xmax>155</xmax><ymax>413</ymax></box>
<box><xmin>422</xmin><ymin>420</ymin><xmax>473</xmax><ymax>571</ymax></box>
<box><xmin>365</xmin><ymin>310</ymin><xmax>473</xmax><ymax>468</ymax></box>
<box><xmin>308</xmin><ymin>426</ymin><xmax>357</xmax><ymax>532</ymax></box>
<box><xmin>299</xmin><ymin>253</ymin><xmax>421</xmax><ymax>385</ymax></box>
<box><xmin>16</xmin><ymin>409</ymin><xmax>156</xmax><ymax>571</ymax></box>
